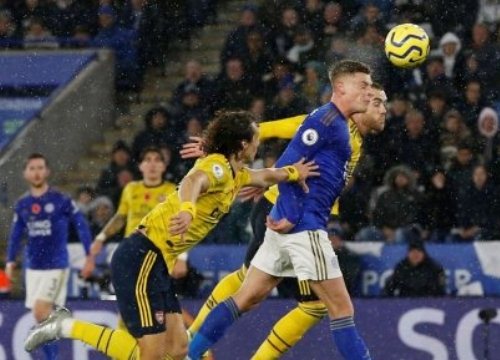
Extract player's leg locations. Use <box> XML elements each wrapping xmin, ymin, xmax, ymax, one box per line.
<box><xmin>188</xmin><ymin>197</ymin><xmax>272</xmax><ymax>335</ymax></box>
<box><xmin>299</xmin><ymin>231</ymin><xmax>370</xmax><ymax>360</ymax></box>
<box><xmin>252</xmin><ymin>279</ymin><xmax>327</xmax><ymax>359</ymax></box>
<box><xmin>189</xmin><ymin>227</ymin><xmax>288</xmax><ymax>360</ymax></box>
<box><xmin>26</xmin><ymin>268</ymin><xmax>69</xmax><ymax>360</ymax></box>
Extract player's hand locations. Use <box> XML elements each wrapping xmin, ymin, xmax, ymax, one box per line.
<box><xmin>266</xmin><ymin>216</ymin><xmax>295</xmax><ymax>234</ymax></box>
<box><xmin>180</xmin><ymin>136</ymin><xmax>205</xmax><ymax>159</ymax></box>
<box><xmin>292</xmin><ymin>158</ymin><xmax>320</xmax><ymax>193</ymax></box>
<box><xmin>238</xmin><ymin>186</ymin><xmax>265</xmax><ymax>202</ymax></box>
<box><xmin>5</xmin><ymin>262</ymin><xmax>15</xmax><ymax>280</ymax></box>
<box><xmin>169</xmin><ymin>211</ymin><xmax>193</xmax><ymax>237</ymax></box>
<box><xmin>80</xmin><ymin>256</ymin><xmax>95</xmax><ymax>279</ymax></box>
<box><xmin>90</xmin><ymin>240</ymin><xmax>103</xmax><ymax>257</ymax></box>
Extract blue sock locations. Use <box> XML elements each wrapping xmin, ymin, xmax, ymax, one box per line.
<box><xmin>188</xmin><ymin>297</ymin><xmax>241</xmax><ymax>359</ymax></box>
<box><xmin>41</xmin><ymin>342</ymin><xmax>58</xmax><ymax>360</ymax></box>
<box><xmin>331</xmin><ymin>316</ymin><xmax>371</xmax><ymax>360</ymax></box>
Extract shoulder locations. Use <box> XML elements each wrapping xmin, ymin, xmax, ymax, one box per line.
<box><xmin>194</xmin><ymin>154</ymin><xmax>231</xmax><ymax>183</ymax></box>
<box><xmin>49</xmin><ymin>189</ymin><xmax>72</xmax><ymax>203</ymax></box>
<box><xmin>162</xmin><ymin>181</ymin><xmax>176</xmax><ymax>191</ymax></box>
<box><xmin>306</xmin><ymin>103</ymin><xmax>344</xmax><ymax>127</ymax></box>
<box><xmin>124</xmin><ymin>181</ymin><xmax>141</xmax><ymax>190</ymax></box>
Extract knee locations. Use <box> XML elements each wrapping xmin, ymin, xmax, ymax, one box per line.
<box><xmin>32</xmin><ymin>306</ymin><xmax>52</xmax><ymax>323</ymax></box>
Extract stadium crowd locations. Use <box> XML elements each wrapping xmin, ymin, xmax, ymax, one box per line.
<box><xmin>84</xmin><ymin>0</ymin><xmax>500</xmax><ymax>245</ymax></box>
<box><xmin>2</xmin><ymin>0</ymin><xmax>500</xmax><ymax>299</ymax></box>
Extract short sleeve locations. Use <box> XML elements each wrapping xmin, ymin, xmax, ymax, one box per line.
<box><xmin>117</xmin><ymin>184</ymin><xmax>131</xmax><ymax>216</ymax></box>
<box><xmin>193</xmin><ymin>158</ymin><xmax>231</xmax><ymax>191</ymax></box>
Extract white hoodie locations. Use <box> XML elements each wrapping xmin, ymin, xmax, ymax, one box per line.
<box><xmin>439</xmin><ymin>32</ymin><xmax>462</xmax><ymax>78</ymax></box>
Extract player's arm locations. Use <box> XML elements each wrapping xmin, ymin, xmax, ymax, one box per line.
<box><xmin>245</xmin><ymin>158</ymin><xmax>319</xmax><ymax>192</ymax></box>
<box><xmin>180</xmin><ymin>115</ymin><xmax>307</xmax><ymax>159</ymax></box>
<box><xmin>259</xmin><ymin>115</ymin><xmax>306</xmax><ymax>140</ymax></box>
<box><xmin>89</xmin><ymin>213</ymin><xmax>126</xmax><ymax>256</ymax></box>
<box><xmin>5</xmin><ymin>208</ymin><xmax>25</xmax><ymax>279</ymax></box>
<box><xmin>169</xmin><ymin>170</ymin><xmax>211</xmax><ymax>236</ymax></box>
<box><xmin>67</xmin><ymin>200</ymin><xmax>95</xmax><ymax>278</ymax></box>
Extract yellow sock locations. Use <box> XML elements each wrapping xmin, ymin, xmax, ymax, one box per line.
<box><xmin>188</xmin><ymin>265</ymin><xmax>246</xmax><ymax>334</ymax></box>
<box><xmin>71</xmin><ymin>319</ymin><xmax>139</xmax><ymax>360</ymax></box>
<box><xmin>251</xmin><ymin>301</ymin><xmax>327</xmax><ymax>360</ymax></box>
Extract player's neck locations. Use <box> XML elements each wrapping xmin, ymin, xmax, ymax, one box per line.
<box><xmin>143</xmin><ymin>178</ymin><xmax>163</xmax><ymax>187</ymax></box>
<box><xmin>30</xmin><ymin>183</ymin><xmax>49</xmax><ymax>197</ymax></box>
<box><xmin>330</xmin><ymin>96</ymin><xmax>354</xmax><ymax>119</ymax></box>
<box><xmin>228</xmin><ymin>155</ymin><xmax>244</xmax><ymax>175</ymax></box>
<box><xmin>351</xmin><ymin>116</ymin><xmax>369</xmax><ymax>137</ymax></box>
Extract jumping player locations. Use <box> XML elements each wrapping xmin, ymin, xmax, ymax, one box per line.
<box><xmin>188</xmin><ymin>60</ymin><xmax>374</xmax><ymax>360</ymax></box>
<box><xmin>24</xmin><ymin>110</ymin><xmax>318</xmax><ymax>360</ymax></box>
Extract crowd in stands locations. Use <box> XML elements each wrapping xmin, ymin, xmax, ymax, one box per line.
<box><xmin>59</xmin><ymin>0</ymin><xmax>500</xmax><ymax>248</ymax></box>
<box><xmin>0</xmin><ymin>0</ymin><xmax>216</xmax><ymax>89</ymax></box>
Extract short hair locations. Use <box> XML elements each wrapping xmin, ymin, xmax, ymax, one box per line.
<box><xmin>139</xmin><ymin>146</ymin><xmax>165</xmax><ymax>163</ymax></box>
<box><xmin>204</xmin><ymin>110</ymin><xmax>257</xmax><ymax>158</ymax></box>
<box><xmin>328</xmin><ymin>60</ymin><xmax>371</xmax><ymax>83</ymax></box>
<box><xmin>24</xmin><ymin>153</ymin><xmax>48</xmax><ymax>169</ymax></box>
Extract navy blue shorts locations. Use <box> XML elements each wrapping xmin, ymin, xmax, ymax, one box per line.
<box><xmin>110</xmin><ymin>232</ymin><xmax>181</xmax><ymax>337</ymax></box>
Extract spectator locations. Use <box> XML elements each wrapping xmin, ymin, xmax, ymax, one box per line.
<box><xmin>0</xmin><ymin>10</ymin><xmax>18</xmax><ymax>48</ymax></box>
<box><xmin>74</xmin><ymin>186</ymin><xmax>97</xmax><ymax>218</ymax></box>
<box><xmin>423</xmin><ymin>91</ymin><xmax>449</xmax><ymax>141</ymax></box>
<box><xmin>324</xmin><ymin>34</ymin><xmax>348</xmax><ymax>64</ymax></box>
<box><xmin>437</xmin><ymin>32</ymin><xmax>466</xmax><ymax>86</ymax></box>
<box><xmin>302</xmin><ymin>0</ymin><xmax>324</xmax><ymax>36</ymax></box>
<box><xmin>420</xmin><ymin>56</ymin><xmax>457</xmax><ymax>101</ymax></box>
<box><xmin>88</xmin><ymin>196</ymin><xmax>120</xmax><ymax>242</ymax></box>
<box><xmin>96</xmin><ymin>140</ymin><xmax>135</xmax><ymax>201</ymax></box>
<box><xmin>447</xmin><ymin>140</ymin><xmax>477</xmax><ymax>195</ymax></box>
<box><xmin>273</xmin><ymin>7</ymin><xmax>301</xmax><ymax>55</ymax></box>
<box><xmin>392</xmin><ymin>109</ymin><xmax>439</xmax><ymax>176</ymax></box>
<box><xmin>453</xmin><ymin>164</ymin><xmax>498</xmax><ymax>241</ymax></box>
<box><xmin>286</xmin><ymin>26</ymin><xmax>318</xmax><ymax>70</ymax></box>
<box><xmin>369</xmin><ymin>165</ymin><xmax>423</xmax><ymax>243</ymax></box>
<box><xmin>13</xmin><ymin>0</ymin><xmax>59</xmax><ymax>34</ymax></box>
<box><xmin>476</xmin><ymin>107</ymin><xmax>500</xmax><ymax>162</ymax></box>
<box><xmin>242</xmin><ymin>30</ymin><xmax>274</xmax><ymax>87</ymax></box>
<box><xmin>172</xmin><ymin>84</ymin><xmax>208</xmax><ymax>131</ymax></box>
<box><xmin>69</xmin><ymin>24</ymin><xmax>91</xmax><ymax>47</ymax></box>
<box><xmin>248</xmin><ymin>97</ymin><xmax>266</xmax><ymax>122</ymax></box>
<box><xmin>93</xmin><ymin>5</ymin><xmax>140</xmax><ymax>90</ymax></box>
<box><xmin>349</xmin><ymin>2</ymin><xmax>386</xmax><ymax>37</ymax></box>
<box><xmin>316</xmin><ymin>2</ymin><xmax>345</xmax><ymax>56</ymax></box>
<box><xmin>429</xmin><ymin>0</ymin><xmax>478</xmax><ymax>38</ymax></box>
<box><xmin>266</xmin><ymin>75</ymin><xmax>308</xmax><ymax>119</ymax></box>
<box><xmin>131</xmin><ymin>107</ymin><xmax>176</xmax><ymax>162</ymax></box>
<box><xmin>384</xmin><ymin>237</ymin><xmax>446</xmax><ymax>296</ymax></box>
<box><xmin>221</xmin><ymin>5</ymin><xmax>259</xmax><ymax>64</ymax></box>
<box><xmin>456</xmin><ymin>79</ymin><xmax>487</xmax><ymax>130</ymax></box>
<box><xmin>214</xmin><ymin>57</ymin><xmax>254</xmax><ymax>110</ymax></box>
<box><xmin>172</xmin><ymin>59</ymin><xmax>214</xmax><ymax>113</ymax></box>
<box><xmin>23</xmin><ymin>17</ymin><xmax>58</xmax><ymax>49</ymax></box>
<box><xmin>440</xmin><ymin>110</ymin><xmax>472</xmax><ymax>164</ymax></box>
<box><xmin>422</xmin><ymin>169</ymin><xmax>455</xmax><ymax>242</ymax></box>
<box><xmin>263</xmin><ymin>57</ymin><xmax>295</xmax><ymax>101</ymax></box>
<box><xmin>120</xmin><ymin>0</ymin><xmax>163</xmax><ymax>72</ymax></box>
<box><xmin>299</xmin><ymin>60</ymin><xmax>327</xmax><ymax>111</ymax></box>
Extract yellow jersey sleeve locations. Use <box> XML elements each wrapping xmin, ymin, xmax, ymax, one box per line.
<box><xmin>259</xmin><ymin>115</ymin><xmax>307</xmax><ymax>140</ymax></box>
<box><xmin>116</xmin><ymin>183</ymin><xmax>131</xmax><ymax>216</ymax></box>
<box><xmin>192</xmin><ymin>155</ymin><xmax>231</xmax><ymax>192</ymax></box>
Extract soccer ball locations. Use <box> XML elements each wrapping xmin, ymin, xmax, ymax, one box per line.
<box><xmin>384</xmin><ymin>23</ymin><xmax>430</xmax><ymax>68</ymax></box>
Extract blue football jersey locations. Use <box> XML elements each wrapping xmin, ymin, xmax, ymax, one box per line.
<box><xmin>270</xmin><ymin>102</ymin><xmax>351</xmax><ymax>233</ymax></box>
<box><xmin>6</xmin><ymin>188</ymin><xmax>91</xmax><ymax>269</ymax></box>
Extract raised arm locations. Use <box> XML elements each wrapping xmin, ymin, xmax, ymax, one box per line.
<box><xmin>259</xmin><ymin>115</ymin><xmax>306</xmax><ymax>140</ymax></box>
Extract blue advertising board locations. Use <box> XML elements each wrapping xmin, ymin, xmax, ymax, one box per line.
<box><xmin>0</xmin><ymin>298</ymin><xmax>499</xmax><ymax>359</ymax></box>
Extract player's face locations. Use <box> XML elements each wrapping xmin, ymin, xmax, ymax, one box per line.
<box><xmin>23</xmin><ymin>158</ymin><xmax>49</xmax><ymax>188</ymax></box>
<box><xmin>363</xmin><ymin>88</ymin><xmax>388</xmax><ymax>134</ymax></box>
<box><xmin>139</xmin><ymin>152</ymin><xmax>166</xmax><ymax>181</ymax></box>
<box><xmin>342</xmin><ymin>73</ymin><xmax>372</xmax><ymax>114</ymax></box>
<box><xmin>241</xmin><ymin>123</ymin><xmax>260</xmax><ymax>163</ymax></box>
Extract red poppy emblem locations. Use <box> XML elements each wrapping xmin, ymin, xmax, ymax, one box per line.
<box><xmin>31</xmin><ymin>203</ymin><xmax>41</xmax><ymax>214</ymax></box>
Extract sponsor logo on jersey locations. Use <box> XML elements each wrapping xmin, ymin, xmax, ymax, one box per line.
<box><xmin>302</xmin><ymin>128</ymin><xmax>319</xmax><ymax>146</ymax></box>
<box><xmin>27</xmin><ymin>220</ymin><xmax>52</xmax><ymax>237</ymax></box>
<box><xmin>44</xmin><ymin>203</ymin><xmax>55</xmax><ymax>213</ymax></box>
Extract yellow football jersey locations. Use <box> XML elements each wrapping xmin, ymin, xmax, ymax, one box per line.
<box><xmin>139</xmin><ymin>154</ymin><xmax>252</xmax><ymax>270</ymax></box>
<box><xmin>263</xmin><ymin>118</ymin><xmax>363</xmax><ymax>216</ymax></box>
<box><xmin>117</xmin><ymin>180</ymin><xmax>176</xmax><ymax>236</ymax></box>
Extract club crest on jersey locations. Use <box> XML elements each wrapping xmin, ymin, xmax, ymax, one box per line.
<box><xmin>155</xmin><ymin>311</ymin><xmax>164</xmax><ymax>324</ymax></box>
<box><xmin>302</xmin><ymin>129</ymin><xmax>318</xmax><ymax>146</ymax></box>
<box><xmin>212</xmin><ymin>164</ymin><xmax>224</xmax><ymax>179</ymax></box>
<box><xmin>31</xmin><ymin>203</ymin><xmax>41</xmax><ymax>214</ymax></box>
<box><xmin>44</xmin><ymin>203</ymin><xmax>55</xmax><ymax>213</ymax></box>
